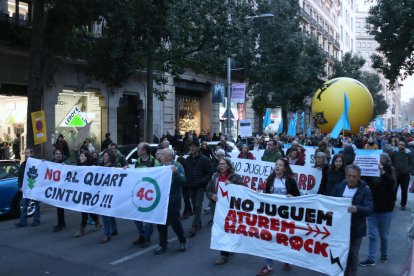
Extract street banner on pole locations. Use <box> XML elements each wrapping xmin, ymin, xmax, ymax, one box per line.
<box><xmin>230</xmin><ymin>158</ymin><xmax>322</xmax><ymax>194</ymax></box>
<box><xmin>239</xmin><ymin>119</ymin><xmax>252</xmax><ymax>138</ymax></box>
<box><xmin>22</xmin><ymin>158</ymin><xmax>172</xmax><ymax>224</ymax></box>
<box><xmin>231</xmin><ymin>83</ymin><xmax>246</xmax><ymax>103</ymax></box>
<box><xmin>31</xmin><ymin>110</ymin><xmax>47</xmax><ymax>145</ymax></box>
<box><xmin>212</xmin><ymin>84</ymin><xmax>225</xmax><ymax>104</ymax></box>
<box><xmin>211</xmin><ymin>184</ymin><xmax>351</xmax><ymax>276</ymax></box>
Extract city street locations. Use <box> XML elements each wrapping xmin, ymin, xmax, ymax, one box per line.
<box><xmin>1</xmin><ymin>184</ymin><xmax>413</xmax><ymax>276</ymax></box>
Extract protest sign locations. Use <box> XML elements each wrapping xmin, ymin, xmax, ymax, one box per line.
<box><xmin>22</xmin><ymin>158</ymin><xmax>172</xmax><ymax>224</ymax></box>
<box><xmin>231</xmin><ymin>159</ymin><xmax>322</xmax><ymax>194</ymax></box>
<box><xmin>354</xmin><ymin>155</ymin><xmax>380</xmax><ymax>177</ymax></box>
<box><xmin>211</xmin><ymin>184</ymin><xmax>351</xmax><ymax>276</ymax></box>
<box><xmin>239</xmin><ymin>119</ymin><xmax>252</xmax><ymax>138</ymax></box>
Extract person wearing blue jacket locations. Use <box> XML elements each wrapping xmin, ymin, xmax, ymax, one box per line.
<box><xmin>332</xmin><ymin>164</ymin><xmax>373</xmax><ymax>276</ymax></box>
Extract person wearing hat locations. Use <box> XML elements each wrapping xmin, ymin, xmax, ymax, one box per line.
<box><xmin>183</xmin><ymin>139</ymin><xmax>213</xmax><ymax>237</ymax></box>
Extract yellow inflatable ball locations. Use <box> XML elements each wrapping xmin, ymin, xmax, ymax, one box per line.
<box><xmin>311</xmin><ymin>77</ymin><xmax>373</xmax><ymax>134</ymax></box>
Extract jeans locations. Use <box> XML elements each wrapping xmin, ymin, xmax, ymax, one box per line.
<box><xmin>367</xmin><ymin>212</ymin><xmax>393</xmax><ymax>260</ymax></box>
<box><xmin>396</xmin><ymin>173</ymin><xmax>410</xmax><ymax>207</ymax></box>
<box><xmin>19</xmin><ymin>198</ymin><xmax>40</xmax><ymax>225</ymax></box>
<box><xmin>181</xmin><ymin>186</ymin><xmax>192</xmax><ymax>215</ymax></box>
<box><xmin>102</xmin><ymin>216</ymin><xmax>117</xmax><ymax>237</ymax></box>
<box><xmin>157</xmin><ymin>201</ymin><xmax>186</xmax><ymax>248</ymax></box>
<box><xmin>345</xmin><ymin>237</ymin><xmax>362</xmax><ymax>276</ymax></box>
<box><xmin>188</xmin><ymin>187</ymin><xmax>204</xmax><ymax>227</ymax></box>
<box><xmin>134</xmin><ymin>221</ymin><xmax>153</xmax><ymax>239</ymax></box>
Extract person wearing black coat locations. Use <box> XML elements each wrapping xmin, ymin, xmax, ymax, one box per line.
<box><xmin>359</xmin><ymin>163</ymin><xmax>395</xmax><ymax>266</ymax></box>
<box><xmin>256</xmin><ymin>159</ymin><xmax>300</xmax><ymax>275</ymax></box>
<box><xmin>318</xmin><ymin>154</ymin><xmax>346</xmax><ymax>196</ymax></box>
<box><xmin>183</xmin><ymin>140</ymin><xmax>213</xmax><ymax>237</ymax></box>
<box><xmin>332</xmin><ymin>164</ymin><xmax>373</xmax><ymax>276</ymax></box>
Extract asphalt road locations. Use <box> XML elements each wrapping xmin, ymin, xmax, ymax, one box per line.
<box><xmin>1</xmin><ymin>184</ymin><xmax>413</xmax><ymax>276</ymax></box>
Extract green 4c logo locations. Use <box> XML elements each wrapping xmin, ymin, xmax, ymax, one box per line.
<box><xmin>26</xmin><ymin>166</ymin><xmax>39</xmax><ymax>189</ymax></box>
<box><xmin>131</xmin><ymin>177</ymin><xmax>161</xmax><ymax>212</ymax></box>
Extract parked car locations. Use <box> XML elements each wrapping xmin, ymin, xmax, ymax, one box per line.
<box><xmin>0</xmin><ymin>160</ymin><xmax>35</xmax><ymax>217</ymax></box>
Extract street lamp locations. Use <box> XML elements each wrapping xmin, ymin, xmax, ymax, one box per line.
<box><xmin>226</xmin><ymin>13</ymin><xmax>273</xmax><ymax>138</ymax></box>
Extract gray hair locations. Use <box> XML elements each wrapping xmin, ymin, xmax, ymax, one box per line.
<box><xmin>162</xmin><ymin>148</ymin><xmax>174</xmax><ymax>159</ymax></box>
<box><xmin>345</xmin><ymin>164</ymin><xmax>362</xmax><ymax>175</ymax></box>
<box><xmin>215</xmin><ymin>149</ymin><xmax>225</xmax><ymax>157</ymax></box>
<box><xmin>315</xmin><ymin>152</ymin><xmax>328</xmax><ymax>165</ymax></box>
<box><xmin>380</xmin><ymin>153</ymin><xmax>392</xmax><ymax>165</ymax></box>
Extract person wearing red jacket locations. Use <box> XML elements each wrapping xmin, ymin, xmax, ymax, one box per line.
<box><xmin>237</xmin><ymin>144</ymin><xmax>255</xmax><ymax>160</ymax></box>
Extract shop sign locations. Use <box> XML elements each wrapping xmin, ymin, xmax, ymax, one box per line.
<box><xmin>61</xmin><ymin>106</ymin><xmax>87</xmax><ymax>127</ymax></box>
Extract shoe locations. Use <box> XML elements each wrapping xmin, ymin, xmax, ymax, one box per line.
<box><xmin>256</xmin><ymin>265</ymin><xmax>273</xmax><ymax>276</ymax></box>
<box><xmin>208</xmin><ymin>219</ymin><xmax>214</xmax><ymax>225</ymax></box>
<box><xmin>401</xmin><ymin>206</ymin><xmax>406</xmax><ymax>210</ymax></box>
<box><xmin>15</xmin><ymin>222</ymin><xmax>27</xmax><ymax>228</ymax></box>
<box><xmin>359</xmin><ymin>258</ymin><xmax>376</xmax><ymax>267</ymax></box>
<box><xmin>132</xmin><ymin>236</ymin><xmax>145</xmax><ymax>246</ymax></box>
<box><xmin>30</xmin><ymin>222</ymin><xmax>40</xmax><ymax>227</ymax></box>
<box><xmin>140</xmin><ymin>238</ymin><xmax>151</xmax><ymax>248</ymax></box>
<box><xmin>179</xmin><ymin>238</ymin><xmax>188</xmax><ymax>252</ymax></box>
<box><xmin>282</xmin><ymin>263</ymin><xmax>292</xmax><ymax>271</ymax></box>
<box><xmin>53</xmin><ymin>224</ymin><xmax>66</xmax><ymax>232</ymax></box>
<box><xmin>180</xmin><ymin>211</ymin><xmax>190</xmax><ymax>220</ymax></box>
<box><xmin>381</xmin><ymin>256</ymin><xmax>389</xmax><ymax>263</ymax></box>
<box><xmin>74</xmin><ymin>227</ymin><xmax>85</xmax><ymax>237</ymax></box>
<box><xmin>215</xmin><ymin>256</ymin><xmax>228</xmax><ymax>265</ymax></box>
<box><xmin>204</xmin><ymin>207</ymin><xmax>211</xmax><ymax>214</ymax></box>
<box><xmin>100</xmin><ymin>236</ymin><xmax>111</xmax><ymax>244</ymax></box>
<box><xmin>111</xmin><ymin>230</ymin><xmax>118</xmax><ymax>236</ymax></box>
<box><xmin>93</xmin><ymin>223</ymin><xmax>102</xmax><ymax>232</ymax></box>
<box><xmin>154</xmin><ymin>246</ymin><xmax>167</xmax><ymax>255</ymax></box>
<box><xmin>188</xmin><ymin>226</ymin><xmax>197</xmax><ymax>238</ymax></box>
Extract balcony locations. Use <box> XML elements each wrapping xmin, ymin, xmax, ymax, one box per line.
<box><xmin>317</xmin><ymin>24</ymin><xmax>323</xmax><ymax>34</ymax></box>
<box><xmin>334</xmin><ymin>39</ymin><xmax>340</xmax><ymax>49</ymax></box>
<box><xmin>300</xmin><ymin>9</ymin><xmax>311</xmax><ymax>23</ymax></box>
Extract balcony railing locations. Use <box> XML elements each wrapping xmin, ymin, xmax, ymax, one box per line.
<box><xmin>301</xmin><ymin>9</ymin><xmax>311</xmax><ymax>23</ymax></box>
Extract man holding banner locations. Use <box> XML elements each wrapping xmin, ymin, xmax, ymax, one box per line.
<box><xmin>332</xmin><ymin>164</ymin><xmax>373</xmax><ymax>276</ymax></box>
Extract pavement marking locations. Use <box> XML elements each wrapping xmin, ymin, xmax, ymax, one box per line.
<box><xmin>110</xmin><ymin>237</ymin><xmax>178</xmax><ymax>265</ymax></box>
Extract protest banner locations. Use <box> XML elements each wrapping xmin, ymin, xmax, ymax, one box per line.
<box><xmin>354</xmin><ymin>155</ymin><xmax>380</xmax><ymax>177</ymax></box>
<box><xmin>231</xmin><ymin>159</ymin><xmax>322</xmax><ymax>194</ymax></box>
<box><xmin>22</xmin><ymin>158</ymin><xmax>172</xmax><ymax>224</ymax></box>
<box><xmin>211</xmin><ymin>184</ymin><xmax>351</xmax><ymax>276</ymax></box>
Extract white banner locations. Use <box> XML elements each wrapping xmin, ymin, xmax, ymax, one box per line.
<box><xmin>354</xmin><ymin>155</ymin><xmax>380</xmax><ymax>177</ymax></box>
<box><xmin>211</xmin><ymin>184</ymin><xmax>351</xmax><ymax>276</ymax></box>
<box><xmin>22</xmin><ymin>158</ymin><xmax>172</xmax><ymax>224</ymax></box>
<box><xmin>239</xmin><ymin>119</ymin><xmax>252</xmax><ymax>138</ymax></box>
<box><xmin>231</xmin><ymin>159</ymin><xmax>322</xmax><ymax>194</ymax></box>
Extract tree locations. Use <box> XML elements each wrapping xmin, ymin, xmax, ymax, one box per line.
<box><xmin>248</xmin><ymin>0</ymin><xmax>326</xmax><ymax>132</ymax></box>
<box><xmin>366</xmin><ymin>0</ymin><xmax>414</xmax><ymax>86</ymax></box>
<box><xmin>81</xmin><ymin>0</ymin><xmax>257</xmax><ymax>142</ymax></box>
<box><xmin>332</xmin><ymin>52</ymin><xmax>388</xmax><ymax>118</ymax></box>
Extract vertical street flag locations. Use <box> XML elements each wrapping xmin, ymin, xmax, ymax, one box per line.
<box><xmin>374</xmin><ymin>116</ymin><xmax>384</xmax><ymax>132</ymax></box>
<box><xmin>31</xmin><ymin>110</ymin><xmax>47</xmax><ymax>145</ymax></box>
<box><xmin>231</xmin><ymin>83</ymin><xmax>246</xmax><ymax>103</ymax></box>
<box><xmin>307</xmin><ymin>126</ymin><xmax>312</xmax><ymax>137</ymax></box>
<box><xmin>330</xmin><ymin>93</ymin><xmax>351</xmax><ymax>139</ymax></box>
<box><xmin>263</xmin><ymin>108</ymin><xmax>271</xmax><ymax>129</ymax></box>
<box><xmin>277</xmin><ymin>120</ymin><xmax>283</xmax><ymax>134</ymax></box>
<box><xmin>301</xmin><ymin>111</ymin><xmax>305</xmax><ymax>133</ymax></box>
<box><xmin>292</xmin><ymin>112</ymin><xmax>298</xmax><ymax>137</ymax></box>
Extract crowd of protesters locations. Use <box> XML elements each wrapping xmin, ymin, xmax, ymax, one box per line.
<box><xmin>14</xmin><ymin>128</ymin><xmax>414</xmax><ymax>276</ymax></box>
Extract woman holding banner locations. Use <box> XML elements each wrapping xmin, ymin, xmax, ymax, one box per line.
<box><xmin>99</xmin><ymin>149</ymin><xmax>119</xmax><ymax>243</ymax></box>
<box><xmin>256</xmin><ymin>159</ymin><xmax>300</xmax><ymax>275</ymax></box>
<box><xmin>318</xmin><ymin>154</ymin><xmax>346</xmax><ymax>196</ymax></box>
<box><xmin>206</xmin><ymin>157</ymin><xmax>245</xmax><ymax>265</ymax></box>
<box><xmin>74</xmin><ymin>151</ymin><xmax>101</xmax><ymax>237</ymax></box>
<box><xmin>52</xmin><ymin>149</ymin><xmax>70</xmax><ymax>232</ymax></box>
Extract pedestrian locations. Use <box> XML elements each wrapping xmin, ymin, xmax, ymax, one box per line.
<box><xmin>315</xmin><ymin>141</ymin><xmax>331</xmax><ymax>163</ymax></box>
<box><xmin>74</xmin><ymin>151</ymin><xmax>101</xmax><ymax>237</ymax></box>
<box><xmin>54</xmin><ymin>134</ymin><xmax>70</xmax><ymax>161</ymax></box>
<box><xmin>359</xmin><ymin>162</ymin><xmax>395</xmax><ymax>266</ymax></box>
<box><xmin>52</xmin><ymin>149</ymin><xmax>70</xmax><ymax>232</ymax></box>
<box><xmin>261</xmin><ymin>140</ymin><xmax>283</xmax><ymax>163</ymax></box>
<box><xmin>83</xmin><ymin>138</ymin><xmax>95</xmax><ymax>152</ymax></box>
<box><xmin>12</xmin><ymin>134</ymin><xmax>21</xmax><ymax>160</ymax></box>
<box><xmin>100</xmin><ymin>149</ymin><xmax>119</xmax><ymax>243</ymax></box>
<box><xmin>15</xmin><ymin>148</ymin><xmax>41</xmax><ymax>227</ymax></box>
<box><xmin>183</xmin><ymin>140</ymin><xmax>213</xmax><ymax>237</ymax></box>
<box><xmin>391</xmin><ymin>141</ymin><xmax>414</xmax><ymax>210</ymax></box>
<box><xmin>238</xmin><ymin>144</ymin><xmax>254</xmax><ymax>160</ymax></box>
<box><xmin>206</xmin><ymin>157</ymin><xmax>245</xmax><ymax>265</ymax></box>
<box><xmin>101</xmin><ymin>133</ymin><xmax>113</xmax><ymax>150</ymax></box>
<box><xmin>318</xmin><ymin>154</ymin><xmax>346</xmax><ymax>196</ymax></box>
<box><xmin>256</xmin><ymin>159</ymin><xmax>300</xmax><ymax>275</ymax></box>
<box><xmin>340</xmin><ymin>144</ymin><xmax>356</xmax><ymax>166</ymax></box>
<box><xmin>132</xmin><ymin>142</ymin><xmax>160</xmax><ymax>248</ymax></box>
<box><xmin>154</xmin><ymin>148</ymin><xmax>188</xmax><ymax>254</ymax></box>
<box><xmin>332</xmin><ymin>164</ymin><xmax>373</xmax><ymax>276</ymax></box>
<box><xmin>365</xmin><ymin>137</ymin><xmax>379</xmax><ymax>150</ymax></box>
<box><xmin>108</xmin><ymin>143</ymin><xmax>128</xmax><ymax>167</ymax></box>
<box><xmin>200</xmin><ymin>141</ymin><xmax>214</xmax><ymax>160</ymax></box>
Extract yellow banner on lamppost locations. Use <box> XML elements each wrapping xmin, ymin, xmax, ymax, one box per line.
<box><xmin>31</xmin><ymin>110</ymin><xmax>47</xmax><ymax>145</ymax></box>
